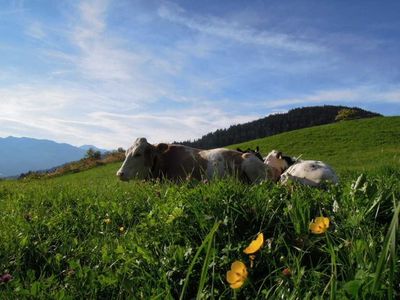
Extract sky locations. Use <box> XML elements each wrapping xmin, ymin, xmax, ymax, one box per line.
<box><xmin>0</xmin><ymin>0</ymin><xmax>399</xmax><ymax>149</ymax></box>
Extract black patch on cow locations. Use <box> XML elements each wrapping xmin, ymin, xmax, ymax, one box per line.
<box><xmin>236</xmin><ymin>147</ymin><xmax>263</xmax><ymax>161</ymax></box>
<box><xmin>282</xmin><ymin>155</ymin><xmax>296</xmax><ymax>167</ymax></box>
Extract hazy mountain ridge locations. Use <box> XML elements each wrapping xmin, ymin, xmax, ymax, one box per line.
<box><xmin>79</xmin><ymin>145</ymin><xmax>108</xmax><ymax>153</ymax></box>
<box><xmin>0</xmin><ymin>137</ymin><xmax>104</xmax><ymax>177</ymax></box>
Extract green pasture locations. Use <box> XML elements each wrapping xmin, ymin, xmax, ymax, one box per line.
<box><xmin>231</xmin><ymin>116</ymin><xmax>400</xmax><ymax>173</ymax></box>
<box><xmin>1</xmin><ymin>117</ymin><xmax>400</xmax><ymax>299</ymax></box>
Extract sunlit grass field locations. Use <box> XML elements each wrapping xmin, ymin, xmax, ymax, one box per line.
<box><xmin>1</xmin><ymin>117</ymin><xmax>399</xmax><ymax>299</ymax></box>
<box><xmin>231</xmin><ymin>116</ymin><xmax>400</xmax><ymax>173</ymax></box>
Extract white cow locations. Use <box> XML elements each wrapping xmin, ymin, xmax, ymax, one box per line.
<box><xmin>116</xmin><ymin>138</ymin><xmax>274</xmax><ymax>183</ymax></box>
<box><xmin>264</xmin><ymin>150</ymin><xmax>339</xmax><ymax>187</ymax></box>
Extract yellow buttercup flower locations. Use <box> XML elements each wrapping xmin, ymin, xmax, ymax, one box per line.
<box><xmin>309</xmin><ymin>217</ymin><xmax>330</xmax><ymax>234</ymax></box>
<box><xmin>243</xmin><ymin>232</ymin><xmax>264</xmax><ymax>254</ymax></box>
<box><xmin>104</xmin><ymin>218</ymin><xmax>111</xmax><ymax>224</ymax></box>
<box><xmin>119</xmin><ymin>226</ymin><xmax>125</xmax><ymax>233</ymax></box>
<box><xmin>226</xmin><ymin>261</ymin><xmax>248</xmax><ymax>289</ymax></box>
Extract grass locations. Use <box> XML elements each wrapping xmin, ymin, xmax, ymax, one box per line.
<box><xmin>1</xmin><ymin>117</ymin><xmax>399</xmax><ymax>299</ymax></box>
<box><xmin>230</xmin><ymin>116</ymin><xmax>400</xmax><ymax>173</ymax></box>
<box><xmin>0</xmin><ymin>162</ymin><xmax>399</xmax><ymax>299</ymax></box>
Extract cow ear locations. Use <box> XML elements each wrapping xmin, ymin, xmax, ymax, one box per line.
<box><xmin>156</xmin><ymin>143</ymin><xmax>168</xmax><ymax>153</ymax></box>
<box><xmin>136</xmin><ymin>137</ymin><xmax>147</xmax><ymax>144</ymax></box>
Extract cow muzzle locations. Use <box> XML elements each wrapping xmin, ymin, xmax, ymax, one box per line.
<box><xmin>116</xmin><ymin>170</ymin><xmax>129</xmax><ymax>181</ymax></box>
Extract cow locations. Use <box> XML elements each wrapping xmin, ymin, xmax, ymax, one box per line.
<box><xmin>116</xmin><ymin>138</ymin><xmax>274</xmax><ymax>183</ymax></box>
<box><xmin>236</xmin><ymin>146</ymin><xmax>263</xmax><ymax>161</ymax></box>
<box><xmin>263</xmin><ymin>150</ymin><xmax>297</xmax><ymax>182</ymax></box>
<box><xmin>264</xmin><ymin>150</ymin><xmax>339</xmax><ymax>187</ymax></box>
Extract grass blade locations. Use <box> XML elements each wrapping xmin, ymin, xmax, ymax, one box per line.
<box><xmin>372</xmin><ymin>197</ymin><xmax>399</xmax><ymax>296</ymax></box>
<box><xmin>179</xmin><ymin>221</ymin><xmax>221</xmax><ymax>300</ymax></box>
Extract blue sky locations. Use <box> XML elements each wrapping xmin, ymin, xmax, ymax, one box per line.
<box><xmin>1</xmin><ymin>0</ymin><xmax>399</xmax><ymax>149</ymax></box>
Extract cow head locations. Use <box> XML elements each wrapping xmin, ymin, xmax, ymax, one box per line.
<box><xmin>116</xmin><ymin>137</ymin><xmax>163</xmax><ymax>181</ymax></box>
<box><xmin>264</xmin><ymin>150</ymin><xmax>295</xmax><ymax>176</ymax></box>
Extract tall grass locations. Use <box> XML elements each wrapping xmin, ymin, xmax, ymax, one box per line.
<box><xmin>0</xmin><ymin>162</ymin><xmax>399</xmax><ymax>299</ymax></box>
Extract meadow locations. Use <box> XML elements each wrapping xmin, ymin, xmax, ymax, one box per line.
<box><xmin>1</xmin><ymin>117</ymin><xmax>399</xmax><ymax>299</ymax></box>
<box><xmin>231</xmin><ymin>116</ymin><xmax>400</xmax><ymax>173</ymax></box>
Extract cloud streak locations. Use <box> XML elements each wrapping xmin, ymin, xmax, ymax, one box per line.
<box><xmin>158</xmin><ymin>1</ymin><xmax>322</xmax><ymax>53</ymax></box>
<box><xmin>0</xmin><ymin>81</ymin><xmax>260</xmax><ymax>148</ymax></box>
<box><xmin>265</xmin><ymin>87</ymin><xmax>400</xmax><ymax>109</ymax></box>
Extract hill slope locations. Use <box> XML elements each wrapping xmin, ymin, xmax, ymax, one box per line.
<box><xmin>180</xmin><ymin>105</ymin><xmax>381</xmax><ymax>149</ymax></box>
<box><xmin>231</xmin><ymin>116</ymin><xmax>400</xmax><ymax>172</ymax></box>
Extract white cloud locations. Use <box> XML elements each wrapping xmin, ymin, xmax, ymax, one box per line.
<box><xmin>0</xmin><ymin>82</ymin><xmax>260</xmax><ymax>148</ymax></box>
<box><xmin>264</xmin><ymin>87</ymin><xmax>400</xmax><ymax>109</ymax></box>
<box><xmin>158</xmin><ymin>1</ymin><xmax>322</xmax><ymax>53</ymax></box>
<box><xmin>65</xmin><ymin>0</ymin><xmax>181</xmax><ymax>103</ymax></box>
<box><xmin>25</xmin><ymin>21</ymin><xmax>46</xmax><ymax>39</ymax></box>
<box><xmin>71</xmin><ymin>0</ymin><xmax>136</xmax><ymax>81</ymax></box>
<box><xmin>86</xmin><ymin>109</ymin><xmax>259</xmax><ymax>148</ymax></box>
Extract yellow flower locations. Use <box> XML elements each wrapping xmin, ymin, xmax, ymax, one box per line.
<box><xmin>104</xmin><ymin>218</ymin><xmax>111</xmax><ymax>224</ymax></box>
<box><xmin>226</xmin><ymin>261</ymin><xmax>248</xmax><ymax>289</ymax></box>
<box><xmin>119</xmin><ymin>226</ymin><xmax>125</xmax><ymax>233</ymax></box>
<box><xmin>243</xmin><ymin>232</ymin><xmax>264</xmax><ymax>254</ymax></box>
<box><xmin>309</xmin><ymin>217</ymin><xmax>330</xmax><ymax>234</ymax></box>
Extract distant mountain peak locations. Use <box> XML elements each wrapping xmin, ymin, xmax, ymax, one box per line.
<box><xmin>79</xmin><ymin>145</ymin><xmax>108</xmax><ymax>153</ymax></box>
<box><xmin>0</xmin><ymin>137</ymin><xmax>105</xmax><ymax>177</ymax></box>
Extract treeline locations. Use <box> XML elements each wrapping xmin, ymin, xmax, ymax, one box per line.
<box><xmin>178</xmin><ymin>105</ymin><xmax>381</xmax><ymax>149</ymax></box>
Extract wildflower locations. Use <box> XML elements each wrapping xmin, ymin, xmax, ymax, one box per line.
<box><xmin>226</xmin><ymin>261</ymin><xmax>248</xmax><ymax>289</ymax></box>
<box><xmin>0</xmin><ymin>273</ymin><xmax>12</xmax><ymax>283</ymax></box>
<box><xmin>119</xmin><ymin>226</ymin><xmax>125</xmax><ymax>233</ymax></box>
<box><xmin>104</xmin><ymin>218</ymin><xmax>111</xmax><ymax>224</ymax></box>
<box><xmin>309</xmin><ymin>217</ymin><xmax>330</xmax><ymax>234</ymax></box>
<box><xmin>332</xmin><ymin>200</ymin><xmax>339</xmax><ymax>213</ymax></box>
<box><xmin>243</xmin><ymin>232</ymin><xmax>264</xmax><ymax>254</ymax></box>
<box><xmin>282</xmin><ymin>268</ymin><xmax>292</xmax><ymax>277</ymax></box>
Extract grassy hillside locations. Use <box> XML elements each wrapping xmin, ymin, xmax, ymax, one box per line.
<box><xmin>231</xmin><ymin>116</ymin><xmax>400</xmax><ymax>173</ymax></box>
<box><xmin>1</xmin><ymin>118</ymin><xmax>400</xmax><ymax>299</ymax></box>
<box><xmin>180</xmin><ymin>105</ymin><xmax>381</xmax><ymax>149</ymax></box>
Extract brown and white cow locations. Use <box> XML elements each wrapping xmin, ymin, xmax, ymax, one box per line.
<box><xmin>116</xmin><ymin>138</ymin><xmax>274</xmax><ymax>183</ymax></box>
<box><xmin>264</xmin><ymin>150</ymin><xmax>339</xmax><ymax>187</ymax></box>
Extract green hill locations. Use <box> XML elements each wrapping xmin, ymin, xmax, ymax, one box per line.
<box><xmin>231</xmin><ymin>116</ymin><xmax>400</xmax><ymax>173</ymax></box>
<box><xmin>179</xmin><ymin>105</ymin><xmax>381</xmax><ymax>149</ymax></box>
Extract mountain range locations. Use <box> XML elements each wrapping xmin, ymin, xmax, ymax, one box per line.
<box><xmin>0</xmin><ymin>137</ymin><xmax>106</xmax><ymax>178</ymax></box>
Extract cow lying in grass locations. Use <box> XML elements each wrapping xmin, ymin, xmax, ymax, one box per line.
<box><xmin>264</xmin><ymin>150</ymin><xmax>339</xmax><ymax>187</ymax></box>
<box><xmin>116</xmin><ymin>138</ymin><xmax>274</xmax><ymax>183</ymax></box>
<box><xmin>236</xmin><ymin>146</ymin><xmax>263</xmax><ymax>161</ymax></box>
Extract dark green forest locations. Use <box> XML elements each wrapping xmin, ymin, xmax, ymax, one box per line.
<box><xmin>178</xmin><ymin>105</ymin><xmax>381</xmax><ymax>149</ymax></box>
